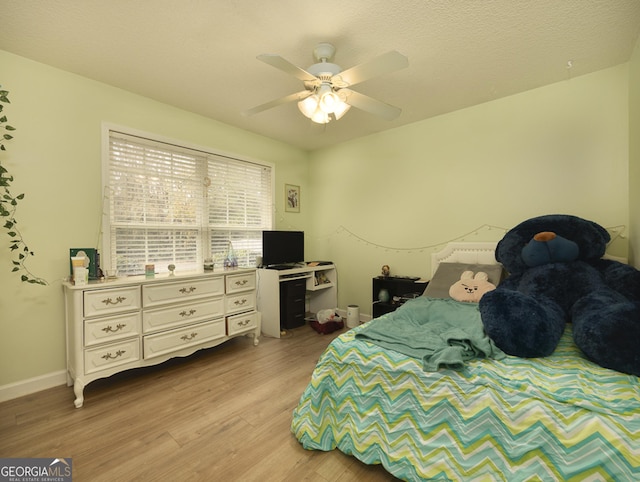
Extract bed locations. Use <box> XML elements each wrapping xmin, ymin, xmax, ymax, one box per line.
<box><xmin>291</xmin><ymin>242</ymin><xmax>640</xmax><ymax>481</ymax></box>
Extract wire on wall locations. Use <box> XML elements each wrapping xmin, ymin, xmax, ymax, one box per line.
<box><xmin>334</xmin><ymin>224</ymin><xmax>626</xmax><ymax>251</ymax></box>
<box><xmin>273</xmin><ymin>214</ymin><xmax>626</xmax><ymax>254</ymax></box>
<box><xmin>333</xmin><ymin>224</ymin><xmax>508</xmax><ymax>254</ymax></box>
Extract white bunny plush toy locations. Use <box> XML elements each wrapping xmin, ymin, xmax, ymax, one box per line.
<box><xmin>449</xmin><ymin>271</ymin><xmax>496</xmax><ymax>303</ymax></box>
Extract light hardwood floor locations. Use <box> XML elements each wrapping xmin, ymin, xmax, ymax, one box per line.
<box><xmin>0</xmin><ymin>325</ymin><xmax>399</xmax><ymax>481</ymax></box>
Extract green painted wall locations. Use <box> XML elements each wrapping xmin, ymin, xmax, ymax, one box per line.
<box><xmin>629</xmin><ymin>35</ymin><xmax>640</xmax><ymax>268</ymax></box>
<box><xmin>307</xmin><ymin>65</ymin><xmax>630</xmax><ymax>315</ymax></box>
<box><xmin>0</xmin><ymin>50</ymin><xmax>308</xmax><ymax>386</ymax></box>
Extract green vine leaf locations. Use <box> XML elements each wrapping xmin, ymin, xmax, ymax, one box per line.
<box><xmin>0</xmin><ymin>84</ymin><xmax>47</xmax><ymax>285</ymax></box>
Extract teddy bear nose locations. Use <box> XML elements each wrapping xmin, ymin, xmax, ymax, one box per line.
<box><xmin>522</xmin><ymin>231</ymin><xmax>580</xmax><ymax>267</ymax></box>
<box><xmin>533</xmin><ymin>231</ymin><xmax>556</xmax><ymax>242</ymax></box>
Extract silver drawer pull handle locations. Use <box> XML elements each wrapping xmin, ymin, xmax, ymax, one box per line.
<box><xmin>102</xmin><ymin>349</ymin><xmax>126</xmax><ymax>360</ymax></box>
<box><xmin>180</xmin><ymin>332</ymin><xmax>198</xmax><ymax>341</ymax></box>
<box><xmin>179</xmin><ymin>286</ymin><xmax>197</xmax><ymax>294</ymax></box>
<box><xmin>179</xmin><ymin>309</ymin><xmax>197</xmax><ymax>317</ymax></box>
<box><xmin>102</xmin><ymin>296</ymin><xmax>126</xmax><ymax>306</ymax></box>
<box><xmin>102</xmin><ymin>323</ymin><xmax>126</xmax><ymax>333</ymax></box>
<box><xmin>235</xmin><ymin>279</ymin><xmax>248</xmax><ymax>286</ymax></box>
<box><xmin>234</xmin><ymin>299</ymin><xmax>247</xmax><ymax>306</ymax></box>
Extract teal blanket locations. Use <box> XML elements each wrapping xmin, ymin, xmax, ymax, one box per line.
<box><xmin>356</xmin><ymin>297</ymin><xmax>505</xmax><ymax>371</ymax></box>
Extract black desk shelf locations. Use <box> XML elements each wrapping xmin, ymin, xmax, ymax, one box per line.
<box><xmin>372</xmin><ymin>276</ymin><xmax>428</xmax><ymax>319</ymax></box>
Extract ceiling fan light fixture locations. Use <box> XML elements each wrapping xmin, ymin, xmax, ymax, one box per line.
<box><xmin>298</xmin><ymin>87</ymin><xmax>348</xmax><ymax>123</ymax></box>
<box><xmin>332</xmin><ymin>101</ymin><xmax>351</xmax><ymax>120</ymax></box>
<box><xmin>311</xmin><ymin>109</ymin><xmax>330</xmax><ymax>124</ymax></box>
<box><xmin>298</xmin><ymin>95</ymin><xmax>330</xmax><ymax>123</ymax></box>
<box><xmin>319</xmin><ymin>91</ymin><xmax>340</xmax><ymax>114</ymax></box>
<box><xmin>298</xmin><ymin>95</ymin><xmax>319</xmax><ymax>118</ymax></box>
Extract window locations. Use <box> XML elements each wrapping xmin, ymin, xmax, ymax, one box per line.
<box><xmin>104</xmin><ymin>128</ymin><xmax>273</xmax><ymax>275</ymax></box>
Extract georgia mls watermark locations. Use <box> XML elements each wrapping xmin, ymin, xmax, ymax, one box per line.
<box><xmin>0</xmin><ymin>458</ymin><xmax>72</xmax><ymax>482</ymax></box>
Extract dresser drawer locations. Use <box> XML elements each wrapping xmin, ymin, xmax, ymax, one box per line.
<box><xmin>227</xmin><ymin>311</ymin><xmax>259</xmax><ymax>336</ymax></box>
<box><xmin>226</xmin><ymin>272</ymin><xmax>256</xmax><ymax>294</ymax></box>
<box><xmin>225</xmin><ymin>290</ymin><xmax>256</xmax><ymax>314</ymax></box>
<box><xmin>84</xmin><ymin>338</ymin><xmax>141</xmax><ymax>375</ymax></box>
<box><xmin>84</xmin><ymin>312</ymin><xmax>141</xmax><ymax>346</ymax></box>
<box><xmin>84</xmin><ymin>286</ymin><xmax>141</xmax><ymax>318</ymax></box>
<box><xmin>143</xmin><ymin>319</ymin><xmax>226</xmax><ymax>359</ymax></box>
<box><xmin>142</xmin><ymin>298</ymin><xmax>224</xmax><ymax>333</ymax></box>
<box><xmin>142</xmin><ymin>277</ymin><xmax>224</xmax><ymax>307</ymax></box>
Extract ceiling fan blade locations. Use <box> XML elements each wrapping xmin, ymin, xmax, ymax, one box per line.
<box><xmin>257</xmin><ymin>54</ymin><xmax>318</xmax><ymax>82</ymax></box>
<box><xmin>342</xmin><ymin>89</ymin><xmax>402</xmax><ymax>121</ymax></box>
<box><xmin>334</xmin><ymin>51</ymin><xmax>408</xmax><ymax>87</ymax></box>
<box><xmin>242</xmin><ymin>90</ymin><xmax>312</xmax><ymax>117</ymax></box>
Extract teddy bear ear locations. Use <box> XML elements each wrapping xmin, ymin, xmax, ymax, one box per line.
<box><xmin>460</xmin><ymin>270</ymin><xmax>474</xmax><ymax>280</ymax></box>
<box><xmin>474</xmin><ymin>272</ymin><xmax>489</xmax><ymax>281</ymax></box>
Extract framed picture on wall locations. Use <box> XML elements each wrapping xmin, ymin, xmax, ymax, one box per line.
<box><xmin>285</xmin><ymin>184</ymin><xmax>300</xmax><ymax>213</ymax></box>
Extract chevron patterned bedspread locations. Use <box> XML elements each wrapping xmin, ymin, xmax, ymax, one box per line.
<box><xmin>292</xmin><ymin>323</ymin><xmax>640</xmax><ymax>481</ymax></box>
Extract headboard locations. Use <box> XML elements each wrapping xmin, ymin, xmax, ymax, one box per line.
<box><xmin>430</xmin><ymin>242</ymin><xmax>499</xmax><ymax>277</ymax></box>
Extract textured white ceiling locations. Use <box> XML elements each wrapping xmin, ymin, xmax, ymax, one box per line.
<box><xmin>2</xmin><ymin>0</ymin><xmax>640</xmax><ymax>151</ymax></box>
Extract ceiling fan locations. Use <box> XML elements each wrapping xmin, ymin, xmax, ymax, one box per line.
<box><xmin>243</xmin><ymin>42</ymin><xmax>409</xmax><ymax>124</ymax></box>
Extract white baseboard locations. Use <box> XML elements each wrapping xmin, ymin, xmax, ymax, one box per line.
<box><xmin>0</xmin><ymin>370</ymin><xmax>67</xmax><ymax>403</ymax></box>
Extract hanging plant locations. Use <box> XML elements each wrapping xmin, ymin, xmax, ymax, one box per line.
<box><xmin>0</xmin><ymin>86</ymin><xmax>46</xmax><ymax>285</ymax></box>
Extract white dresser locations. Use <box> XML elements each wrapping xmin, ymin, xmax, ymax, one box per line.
<box><xmin>63</xmin><ymin>269</ymin><xmax>260</xmax><ymax>408</ymax></box>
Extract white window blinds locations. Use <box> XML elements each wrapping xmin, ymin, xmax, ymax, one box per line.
<box><xmin>106</xmin><ymin>130</ymin><xmax>272</xmax><ymax>275</ymax></box>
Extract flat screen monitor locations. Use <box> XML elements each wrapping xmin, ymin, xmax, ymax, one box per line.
<box><xmin>262</xmin><ymin>230</ymin><xmax>304</xmax><ymax>268</ymax></box>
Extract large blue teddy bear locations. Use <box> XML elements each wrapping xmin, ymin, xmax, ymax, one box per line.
<box><xmin>478</xmin><ymin>214</ymin><xmax>640</xmax><ymax>376</ymax></box>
